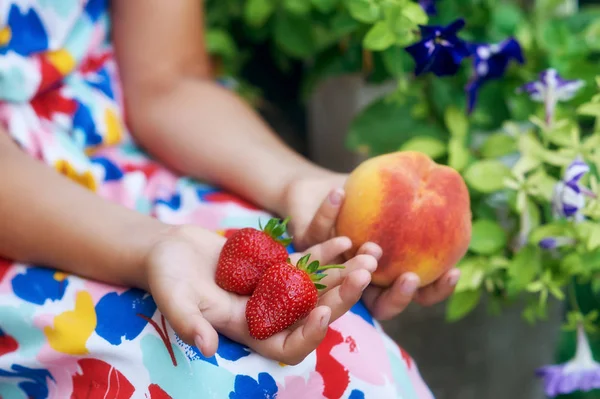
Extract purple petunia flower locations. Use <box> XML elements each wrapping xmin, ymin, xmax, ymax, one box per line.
<box><xmin>538</xmin><ymin>236</ymin><xmax>576</xmax><ymax>250</ymax></box>
<box><xmin>518</xmin><ymin>69</ymin><xmax>585</xmax><ymax>125</ymax></box>
<box><xmin>419</xmin><ymin>0</ymin><xmax>437</xmax><ymax>15</ymax></box>
<box><xmin>404</xmin><ymin>19</ymin><xmax>470</xmax><ymax>77</ymax></box>
<box><xmin>466</xmin><ymin>38</ymin><xmax>525</xmax><ymax>113</ymax></box>
<box><xmin>537</xmin><ymin>324</ymin><xmax>600</xmax><ymax>397</ymax></box>
<box><xmin>552</xmin><ymin>157</ymin><xmax>595</xmax><ymax>222</ymax></box>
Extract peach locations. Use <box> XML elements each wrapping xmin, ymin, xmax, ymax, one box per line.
<box><xmin>336</xmin><ymin>151</ymin><xmax>472</xmax><ymax>288</ymax></box>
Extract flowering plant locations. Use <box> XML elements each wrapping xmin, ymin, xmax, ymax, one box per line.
<box><xmin>204</xmin><ymin>0</ymin><xmax>600</xmax><ymax>396</ymax></box>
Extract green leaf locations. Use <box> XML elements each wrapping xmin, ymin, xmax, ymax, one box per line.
<box><xmin>311</xmin><ymin>0</ymin><xmax>338</xmax><ymax>13</ymax></box>
<box><xmin>347</xmin><ymin>0</ymin><xmax>380</xmax><ymax>23</ymax></box>
<box><xmin>205</xmin><ymin>29</ymin><xmax>238</xmax><ymax>59</ymax></box>
<box><xmin>244</xmin><ymin>0</ymin><xmax>277</xmax><ymax>27</ymax></box>
<box><xmin>399</xmin><ymin>136</ymin><xmax>447</xmax><ymax>159</ymax></box>
<box><xmin>584</xmin><ymin>19</ymin><xmax>600</xmax><ymax>51</ymax></box>
<box><xmin>446</xmin><ymin>290</ymin><xmax>481</xmax><ymax>322</ymax></box>
<box><xmin>346</xmin><ymin>97</ymin><xmax>446</xmax><ymax>156</ymax></box>
<box><xmin>469</xmin><ymin>219</ymin><xmax>507</xmax><ymax>255</ymax></box>
<box><xmin>401</xmin><ymin>2</ymin><xmax>428</xmax><ymax>25</ymax></box>
<box><xmin>363</xmin><ymin>21</ymin><xmax>396</xmax><ymax>51</ymax></box>
<box><xmin>273</xmin><ymin>13</ymin><xmax>315</xmax><ymax>58</ymax></box>
<box><xmin>480</xmin><ymin>133</ymin><xmax>517</xmax><ymax>159</ymax></box>
<box><xmin>381</xmin><ymin>46</ymin><xmax>407</xmax><ymax>77</ymax></box>
<box><xmin>284</xmin><ymin>0</ymin><xmax>311</xmax><ymax>15</ymax></box>
<box><xmin>463</xmin><ymin>160</ymin><xmax>511</xmax><ymax>193</ymax></box>
<box><xmin>455</xmin><ymin>258</ymin><xmax>485</xmax><ymax>292</ymax></box>
<box><xmin>448</xmin><ymin>138</ymin><xmax>470</xmax><ymax>172</ymax></box>
<box><xmin>506</xmin><ymin>246</ymin><xmax>541</xmax><ymax>295</ymax></box>
<box><xmin>444</xmin><ymin>105</ymin><xmax>469</xmax><ymax>138</ymax></box>
<box><xmin>314</xmin><ymin>283</ymin><xmax>327</xmax><ymax>290</ymax></box>
<box><xmin>577</xmin><ymin>102</ymin><xmax>600</xmax><ymax>117</ymax></box>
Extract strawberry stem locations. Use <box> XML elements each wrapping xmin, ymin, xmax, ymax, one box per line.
<box><xmin>294</xmin><ymin>254</ymin><xmax>346</xmax><ymax>290</ymax></box>
<box><xmin>259</xmin><ymin>217</ymin><xmax>293</xmax><ymax>246</ymax></box>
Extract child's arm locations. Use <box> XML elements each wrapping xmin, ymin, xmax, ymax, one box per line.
<box><xmin>0</xmin><ymin>132</ymin><xmax>372</xmax><ymax>360</ymax></box>
<box><xmin>0</xmin><ymin>132</ymin><xmax>167</xmax><ymax>290</ymax></box>
<box><xmin>110</xmin><ymin>0</ymin><xmax>335</xmax><ymax>216</ymax></box>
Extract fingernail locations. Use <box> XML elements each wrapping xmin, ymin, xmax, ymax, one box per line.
<box><xmin>400</xmin><ymin>278</ymin><xmax>419</xmax><ymax>295</ymax></box>
<box><xmin>361</xmin><ymin>280</ymin><xmax>370</xmax><ymax>291</ymax></box>
<box><xmin>194</xmin><ymin>335</ymin><xmax>204</xmax><ymax>352</ymax></box>
<box><xmin>328</xmin><ymin>189</ymin><xmax>343</xmax><ymax>206</ymax></box>
<box><xmin>447</xmin><ymin>271</ymin><xmax>461</xmax><ymax>286</ymax></box>
<box><xmin>320</xmin><ymin>313</ymin><xmax>330</xmax><ymax>330</ymax></box>
<box><xmin>369</xmin><ymin>244</ymin><xmax>383</xmax><ymax>260</ymax></box>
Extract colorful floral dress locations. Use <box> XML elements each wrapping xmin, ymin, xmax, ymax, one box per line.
<box><xmin>0</xmin><ymin>1</ymin><xmax>434</xmax><ymax>398</ymax></box>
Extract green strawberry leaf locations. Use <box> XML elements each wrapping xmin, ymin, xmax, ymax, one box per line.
<box><xmin>314</xmin><ymin>283</ymin><xmax>327</xmax><ymax>290</ymax></box>
<box><xmin>307</xmin><ymin>261</ymin><xmax>320</xmax><ymax>273</ymax></box>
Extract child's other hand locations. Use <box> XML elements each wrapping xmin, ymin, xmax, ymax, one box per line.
<box><xmin>282</xmin><ymin>173</ymin><xmax>460</xmax><ymax>320</ymax></box>
<box><xmin>143</xmin><ymin>226</ymin><xmax>376</xmax><ymax>365</ymax></box>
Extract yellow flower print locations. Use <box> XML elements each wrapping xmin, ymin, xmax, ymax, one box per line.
<box><xmin>104</xmin><ymin>108</ymin><xmax>123</xmax><ymax>145</ymax></box>
<box><xmin>54</xmin><ymin>159</ymin><xmax>97</xmax><ymax>191</ymax></box>
<box><xmin>0</xmin><ymin>26</ymin><xmax>11</xmax><ymax>47</ymax></box>
<box><xmin>44</xmin><ymin>290</ymin><xmax>97</xmax><ymax>355</ymax></box>
<box><xmin>45</xmin><ymin>49</ymin><xmax>76</xmax><ymax>75</ymax></box>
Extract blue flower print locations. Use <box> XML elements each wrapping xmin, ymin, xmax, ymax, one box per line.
<box><xmin>0</xmin><ymin>5</ymin><xmax>48</xmax><ymax>56</ymax></box>
<box><xmin>349</xmin><ymin>389</ymin><xmax>366</xmax><ymax>399</ymax></box>
<box><xmin>350</xmin><ymin>300</ymin><xmax>375</xmax><ymax>326</ymax></box>
<box><xmin>177</xmin><ymin>334</ymin><xmax>251</xmax><ymax>367</ymax></box>
<box><xmin>0</xmin><ymin>364</ymin><xmax>54</xmax><ymax>399</ymax></box>
<box><xmin>91</xmin><ymin>156</ymin><xmax>124</xmax><ymax>181</ymax></box>
<box><xmin>73</xmin><ymin>101</ymin><xmax>103</xmax><ymax>147</ymax></box>
<box><xmin>404</xmin><ymin>19</ymin><xmax>470</xmax><ymax>77</ymax></box>
<box><xmin>12</xmin><ymin>267</ymin><xmax>68</xmax><ymax>305</ymax></box>
<box><xmin>87</xmin><ymin>68</ymin><xmax>115</xmax><ymax>100</ymax></box>
<box><xmin>230</xmin><ymin>373</ymin><xmax>278</xmax><ymax>399</ymax></box>
<box><xmin>156</xmin><ymin>193</ymin><xmax>182</xmax><ymax>210</ymax></box>
<box><xmin>95</xmin><ymin>288</ymin><xmax>157</xmax><ymax>345</ymax></box>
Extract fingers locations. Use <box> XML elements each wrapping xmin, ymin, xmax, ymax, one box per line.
<box><xmin>414</xmin><ymin>268</ymin><xmax>461</xmax><ymax>307</ymax></box>
<box><xmin>290</xmin><ymin>236</ymin><xmax>353</xmax><ymax>265</ymax></box>
<box><xmin>362</xmin><ymin>272</ymin><xmax>420</xmax><ymax>320</ymax></box>
<box><xmin>317</xmin><ymin>268</ymin><xmax>371</xmax><ymax>323</ymax></box>
<box><xmin>251</xmin><ymin>306</ymin><xmax>332</xmax><ymax>365</ymax></box>
<box><xmin>297</xmin><ymin>188</ymin><xmax>345</xmax><ymax>250</ymax></box>
<box><xmin>158</xmin><ymin>288</ymin><xmax>220</xmax><ymax>358</ymax></box>
<box><xmin>317</xmin><ymin>254</ymin><xmax>377</xmax><ymax>294</ymax></box>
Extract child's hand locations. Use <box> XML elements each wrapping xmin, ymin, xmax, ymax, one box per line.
<box><xmin>281</xmin><ymin>173</ymin><xmax>460</xmax><ymax>321</ymax></box>
<box><xmin>143</xmin><ymin>226</ymin><xmax>376</xmax><ymax>365</ymax></box>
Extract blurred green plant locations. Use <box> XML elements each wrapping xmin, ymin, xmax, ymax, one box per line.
<box><xmin>204</xmin><ymin>0</ymin><xmax>600</xmax><ymax>396</ymax></box>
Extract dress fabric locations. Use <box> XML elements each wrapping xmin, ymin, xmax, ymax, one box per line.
<box><xmin>0</xmin><ymin>1</ymin><xmax>435</xmax><ymax>398</ymax></box>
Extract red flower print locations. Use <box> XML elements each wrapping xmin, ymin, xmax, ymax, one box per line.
<box><xmin>316</xmin><ymin>328</ymin><xmax>350</xmax><ymax>399</ymax></box>
<box><xmin>0</xmin><ymin>329</ymin><xmax>18</xmax><ymax>357</ymax></box>
<box><xmin>147</xmin><ymin>384</ymin><xmax>172</xmax><ymax>399</ymax></box>
<box><xmin>399</xmin><ymin>345</ymin><xmax>413</xmax><ymax>369</ymax></box>
<box><xmin>203</xmin><ymin>192</ymin><xmax>259</xmax><ymax>210</ymax></box>
<box><xmin>71</xmin><ymin>358</ymin><xmax>134</xmax><ymax>399</ymax></box>
<box><xmin>31</xmin><ymin>88</ymin><xmax>77</xmax><ymax>121</ymax></box>
<box><xmin>0</xmin><ymin>257</ymin><xmax>11</xmax><ymax>283</ymax></box>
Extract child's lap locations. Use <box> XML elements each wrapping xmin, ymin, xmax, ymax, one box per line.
<box><xmin>0</xmin><ymin>144</ymin><xmax>433</xmax><ymax>398</ymax></box>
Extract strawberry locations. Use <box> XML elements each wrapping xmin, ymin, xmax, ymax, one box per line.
<box><xmin>215</xmin><ymin>217</ymin><xmax>292</xmax><ymax>295</ymax></box>
<box><xmin>245</xmin><ymin>254</ymin><xmax>344</xmax><ymax>340</ymax></box>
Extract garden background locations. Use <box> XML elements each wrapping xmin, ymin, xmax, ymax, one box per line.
<box><xmin>204</xmin><ymin>0</ymin><xmax>600</xmax><ymax>397</ymax></box>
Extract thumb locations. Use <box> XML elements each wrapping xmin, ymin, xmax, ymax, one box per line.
<box><xmin>157</xmin><ymin>288</ymin><xmax>220</xmax><ymax>358</ymax></box>
<box><xmin>297</xmin><ymin>188</ymin><xmax>344</xmax><ymax>250</ymax></box>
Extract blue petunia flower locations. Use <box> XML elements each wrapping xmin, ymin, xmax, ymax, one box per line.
<box><xmin>404</xmin><ymin>19</ymin><xmax>470</xmax><ymax>77</ymax></box>
<box><xmin>419</xmin><ymin>0</ymin><xmax>437</xmax><ymax>16</ymax></box>
<box><xmin>518</xmin><ymin>69</ymin><xmax>585</xmax><ymax>125</ymax></box>
<box><xmin>466</xmin><ymin>38</ymin><xmax>525</xmax><ymax>112</ymax></box>
<box><xmin>551</xmin><ymin>157</ymin><xmax>595</xmax><ymax>222</ymax></box>
<box><xmin>537</xmin><ymin>324</ymin><xmax>600</xmax><ymax>397</ymax></box>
